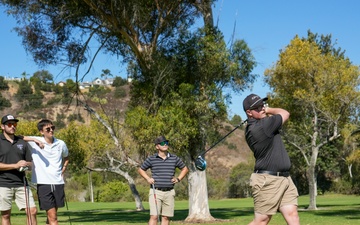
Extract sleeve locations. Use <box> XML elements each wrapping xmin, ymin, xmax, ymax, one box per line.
<box><xmin>25</xmin><ymin>142</ymin><xmax>33</xmax><ymax>162</ymax></box>
<box><xmin>62</xmin><ymin>141</ymin><xmax>69</xmax><ymax>157</ymax></box>
<box><xmin>140</xmin><ymin>157</ymin><xmax>152</xmax><ymax>171</ymax></box>
<box><xmin>263</xmin><ymin>114</ymin><xmax>283</xmax><ymax>136</ymax></box>
<box><xmin>175</xmin><ymin>156</ymin><xmax>186</xmax><ymax>169</ymax></box>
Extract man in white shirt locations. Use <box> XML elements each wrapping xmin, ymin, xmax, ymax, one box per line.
<box><xmin>26</xmin><ymin>119</ymin><xmax>69</xmax><ymax>225</ymax></box>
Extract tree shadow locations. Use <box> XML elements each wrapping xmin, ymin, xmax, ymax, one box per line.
<box><xmin>54</xmin><ymin>202</ymin><xmax>360</xmax><ymax>224</ymax></box>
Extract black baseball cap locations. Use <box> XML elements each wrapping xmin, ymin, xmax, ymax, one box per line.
<box><xmin>154</xmin><ymin>135</ymin><xmax>168</xmax><ymax>145</ymax></box>
<box><xmin>1</xmin><ymin>114</ymin><xmax>19</xmax><ymax>124</ymax></box>
<box><xmin>243</xmin><ymin>94</ymin><xmax>268</xmax><ymax>111</ymax></box>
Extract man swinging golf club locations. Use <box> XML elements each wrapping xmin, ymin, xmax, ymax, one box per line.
<box><xmin>138</xmin><ymin>135</ymin><xmax>188</xmax><ymax>225</ymax></box>
<box><xmin>243</xmin><ymin>94</ymin><xmax>300</xmax><ymax>225</ymax></box>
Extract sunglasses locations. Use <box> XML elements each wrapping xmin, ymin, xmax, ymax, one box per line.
<box><xmin>44</xmin><ymin>126</ymin><xmax>56</xmax><ymax>132</ymax></box>
<box><xmin>5</xmin><ymin>122</ymin><xmax>17</xmax><ymax>127</ymax></box>
<box><xmin>250</xmin><ymin>104</ymin><xmax>265</xmax><ymax>112</ymax></box>
<box><xmin>158</xmin><ymin>141</ymin><xmax>169</xmax><ymax>146</ymax></box>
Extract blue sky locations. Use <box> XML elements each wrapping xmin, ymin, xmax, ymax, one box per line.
<box><xmin>1</xmin><ymin>1</ymin><xmax>360</xmax><ymax>119</ymax></box>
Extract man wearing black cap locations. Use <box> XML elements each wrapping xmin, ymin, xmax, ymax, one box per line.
<box><xmin>138</xmin><ymin>135</ymin><xmax>188</xmax><ymax>225</ymax></box>
<box><xmin>0</xmin><ymin>114</ymin><xmax>38</xmax><ymax>225</ymax></box>
<box><xmin>243</xmin><ymin>94</ymin><xmax>300</xmax><ymax>225</ymax></box>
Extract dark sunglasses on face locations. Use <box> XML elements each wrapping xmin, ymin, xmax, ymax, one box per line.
<box><xmin>159</xmin><ymin>141</ymin><xmax>169</xmax><ymax>146</ymax></box>
<box><xmin>5</xmin><ymin>122</ymin><xmax>17</xmax><ymax>127</ymax></box>
<box><xmin>45</xmin><ymin>126</ymin><xmax>56</xmax><ymax>132</ymax></box>
<box><xmin>250</xmin><ymin>104</ymin><xmax>264</xmax><ymax>112</ymax></box>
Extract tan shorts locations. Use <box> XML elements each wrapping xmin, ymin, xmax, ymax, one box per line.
<box><xmin>249</xmin><ymin>173</ymin><xmax>298</xmax><ymax>215</ymax></box>
<box><xmin>148</xmin><ymin>188</ymin><xmax>175</xmax><ymax>217</ymax></box>
<box><xmin>0</xmin><ymin>186</ymin><xmax>36</xmax><ymax>211</ymax></box>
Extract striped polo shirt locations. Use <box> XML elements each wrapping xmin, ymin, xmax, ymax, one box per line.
<box><xmin>140</xmin><ymin>152</ymin><xmax>186</xmax><ymax>189</ymax></box>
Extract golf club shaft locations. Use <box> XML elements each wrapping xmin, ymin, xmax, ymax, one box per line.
<box><xmin>23</xmin><ymin>176</ymin><xmax>32</xmax><ymax>225</ymax></box>
<box><xmin>151</xmin><ymin>184</ymin><xmax>160</xmax><ymax>224</ymax></box>
<box><xmin>200</xmin><ymin>119</ymin><xmax>248</xmax><ymax>157</ymax></box>
<box><xmin>64</xmin><ymin>192</ymin><xmax>72</xmax><ymax>225</ymax></box>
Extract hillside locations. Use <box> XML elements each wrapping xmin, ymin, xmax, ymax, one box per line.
<box><xmin>0</xmin><ymin>81</ymin><xmax>252</xmax><ymax>177</ymax></box>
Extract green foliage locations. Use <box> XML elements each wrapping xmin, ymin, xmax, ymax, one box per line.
<box><xmin>13</xmin><ymin>77</ymin><xmax>44</xmax><ymax>110</ymax></box>
<box><xmin>68</xmin><ymin>113</ymin><xmax>85</xmax><ymax>123</ymax></box>
<box><xmin>207</xmin><ymin>176</ymin><xmax>228</xmax><ymax>199</ymax></box>
<box><xmin>16</xmin><ymin>120</ymin><xmax>40</xmax><ymax>136</ymax></box>
<box><xmin>228</xmin><ymin>161</ymin><xmax>254</xmax><ymax>198</ymax></box>
<box><xmin>57</xmin><ymin>122</ymin><xmax>86</xmax><ymax>173</ymax></box>
<box><xmin>15</xmin><ymin>78</ymin><xmax>33</xmax><ymax>101</ymax></box>
<box><xmin>0</xmin><ymin>93</ymin><xmax>11</xmax><ymax>110</ymax></box>
<box><xmin>27</xmin><ymin>89</ymin><xmax>44</xmax><ymax>110</ymax></box>
<box><xmin>264</xmin><ymin>31</ymin><xmax>360</xmax><ymax>203</ymax></box>
<box><xmin>54</xmin><ymin>113</ymin><xmax>66</xmax><ymax>130</ymax></box>
<box><xmin>230</xmin><ymin>114</ymin><xmax>242</xmax><ymax>126</ymax></box>
<box><xmin>87</xmin><ymin>85</ymin><xmax>111</xmax><ymax>98</ymax></box>
<box><xmin>114</xmin><ymin>86</ymin><xmax>126</xmax><ymax>98</ymax></box>
<box><xmin>31</xmin><ymin>70</ymin><xmax>53</xmax><ymax>83</ymax></box>
<box><xmin>46</xmin><ymin>96</ymin><xmax>62</xmax><ymax>106</ymax></box>
<box><xmin>0</xmin><ymin>76</ymin><xmax>9</xmax><ymax>90</ymax></box>
<box><xmin>96</xmin><ymin>180</ymin><xmax>129</xmax><ymax>202</ymax></box>
<box><xmin>112</xmin><ymin>76</ymin><xmax>127</xmax><ymax>87</ymax></box>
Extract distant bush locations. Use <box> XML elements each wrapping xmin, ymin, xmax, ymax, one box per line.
<box><xmin>0</xmin><ymin>76</ymin><xmax>9</xmax><ymax>90</ymax></box>
<box><xmin>68</xmin><ymin>113</ymin><xmax>85</xmax><ymax>123</ymax></box>
<box><xmin>114</xmin><ymin>86</ymin><xmax>126</xmax><ymax>98</ymax></box>
<box><xmin>112</xmin><ymin>76</ymin><xmax>127</xmax><ymax>87</ymax></box>
<box><xmin>96</xmin><ymin>180</ymin><xmax>129</xmax><ymax>202</ymax></box>
<box><xmin>0</xmin><ymin>94</ymin><xmax>11</xmax><ymax>110</ymax></box>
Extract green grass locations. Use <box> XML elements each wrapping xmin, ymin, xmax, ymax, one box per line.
<box><xmin>10</xmin><ymin>194</ymin><xmax>360</xmax><ymax>225</ymax></box>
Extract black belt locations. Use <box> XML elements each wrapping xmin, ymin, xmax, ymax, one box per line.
<box><xmin>254</xmin><ymin>170</ymin><xmax>290</xmax><ymax>177</ymax></box>
<box><xmin>154</xmin><ymin>187</ymin><xmax>173</xmax><ymax>191</ymax></box>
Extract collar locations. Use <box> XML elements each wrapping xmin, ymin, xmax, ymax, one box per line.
<box><xmin>155</xmin><ymin>152</ymin><xmax>171</xmax><ymax>158</ymax></box>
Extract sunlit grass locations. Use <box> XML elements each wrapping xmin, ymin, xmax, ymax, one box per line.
<box><xmin>10</xmin><ymin>194</ymin><xmax>360</xmax><ymax>225</ymax></box>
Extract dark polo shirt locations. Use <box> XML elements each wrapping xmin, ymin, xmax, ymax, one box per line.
<box><xmin>0</xmin><ymin>134</ymin><xmax>32</xmax><ymax>187</ymax></box>
<box><xmin>245</xmin><ymin>115</ymin><xmax>291</xmax><ymax>172</ymax></box>
<box><xmin>140</xmin><ymin>152</ymin><xmax>186</xmax><ymax>189</ymax></box>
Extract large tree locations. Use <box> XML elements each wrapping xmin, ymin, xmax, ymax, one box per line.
<box><xmin>264</xmin><ymin>31</ymin><xmax>360</xmax><ymax>209</ymax></box>
<box><xmin>0</xmin><ymin>0</ymin><xmax>257</xmax><ymax>221</ymax></box>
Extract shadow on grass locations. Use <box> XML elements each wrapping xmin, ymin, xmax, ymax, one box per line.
<box><xmin>56</xmin><ymin>202</ymin><xmax>360</xmax><ymax>224</ymax></box>
<box><xmin>298</xmin><ymin>203</ymin><xmax>360</xmax><ymax>220</ymax></box>
<box><xmin>58</xmin><ymin>209</ymin><xmax>150</xmax><ymax>223</ymax></box>
<box><xmin>56</xmin><ymin>207</ymin><xmax>254</xmax><ymax>224</ymax></box>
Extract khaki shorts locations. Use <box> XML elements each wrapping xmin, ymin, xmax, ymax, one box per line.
<box><xmin>0</xmin><ymin>186</ymin><xmax>36</xmax><ymax>211</ymax></box>
<box><xmin>148</xmin><ymin>189</ymin><xmax>175</xmax><ymax>217</ymax></box>
<box><xmin>249</xmin><ymin>173</ymin><xmax>298</xmax><ymax>215</ymax></box>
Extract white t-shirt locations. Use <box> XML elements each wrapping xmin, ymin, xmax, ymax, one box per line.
<box><xmin>28</xmin><ymin>136</ymin><xmax>69</xmax><ymax>184</ymax></box>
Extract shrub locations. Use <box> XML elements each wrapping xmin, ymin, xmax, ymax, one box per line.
<box><xmin>96</xmin><ymin>180</ymin><xmax>129</xmax><ymax>202</ymax></box>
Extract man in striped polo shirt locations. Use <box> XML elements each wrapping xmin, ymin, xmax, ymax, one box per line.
<box><xmin>138</xmin><ymin>135</ymin><xmax>188</xmax><ymax>225</ymax></box>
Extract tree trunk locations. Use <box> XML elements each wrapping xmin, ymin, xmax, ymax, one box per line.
<box><xmin>307</xmin><ymin>146</ymin><xmax>318</xmax><ymax>210</ymax></box>
<box><xmin>90</xmin><ymin>167</ymin><xmax>145</xmax><ymax>210</ymax></box>
<box><xmin>185</xmin><ymin>170</ymin><xmax>215</xmax><ymax>222</ymax></box>
<box><xmin>116</xmin><ymin>169</ymin><xmax>145</xmax><ymax>211</ymax></box>
<box><xmin>307</xmin><ymin>165</ymin><xmax>317</xmax><ymax>210</ymax></box>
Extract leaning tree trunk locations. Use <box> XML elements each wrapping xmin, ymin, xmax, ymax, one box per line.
<box><xmin>83</xmin><ymin>103</ymin><xmax>144</xmax><ymax>210</ymax></box>
<box><xmin>185</xmin><ymin>170</ymin><xmax>215</xmax><ymax>222</ymax></box>
<box><xmin>90</xmin><ymin>165</ymin><xmax>145</xmax><ymax>210</ymax></box>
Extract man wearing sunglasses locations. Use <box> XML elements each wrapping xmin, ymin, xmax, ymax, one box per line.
<box><xmin>0</xmin><ymin>114</ymin><xmax>38</xmax><ymax>225</ymax></box>
<box><xmin>243</xmin><ymin>94</ymin><xmax>300</xmax><ymax>225</ymax></box>
<box><xmin>25</xmin><ymin>119</ymin><xmax>69</xmax><ymax>225</ymax></box>
<box><xmin>138</xmin><ymin>135</ymin><xmax>188</xmax><ymax>225</ymax></box>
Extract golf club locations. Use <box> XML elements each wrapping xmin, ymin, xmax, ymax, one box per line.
<box><xmin>64</xmin><ymin>192</ymin><xmax>72</xmax><ymax>225</ymax></box>
<box><xmin>151</xmin><ymin>184</ymin><xmax>160</xmax><ymax>225</ymax></box>
<box><xmin>195</xmin><ymin>119</ymin><xmax>248</xmax><ymax>171</ymax></box>
<box><xmin>23</xmin><ymin>175</ymin><xmax>32</xmax><ymax>225</ymax></box>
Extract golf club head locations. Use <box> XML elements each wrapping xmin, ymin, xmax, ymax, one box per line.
<box><xmin>19</xmin><ymin>166</ymin><xmax>29</xmax><ymax>172</ymax></box>
<box><xmin>195</xmin><ymin>156</ymin><xmax>207</xmax><ymax>171</ymax></box>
